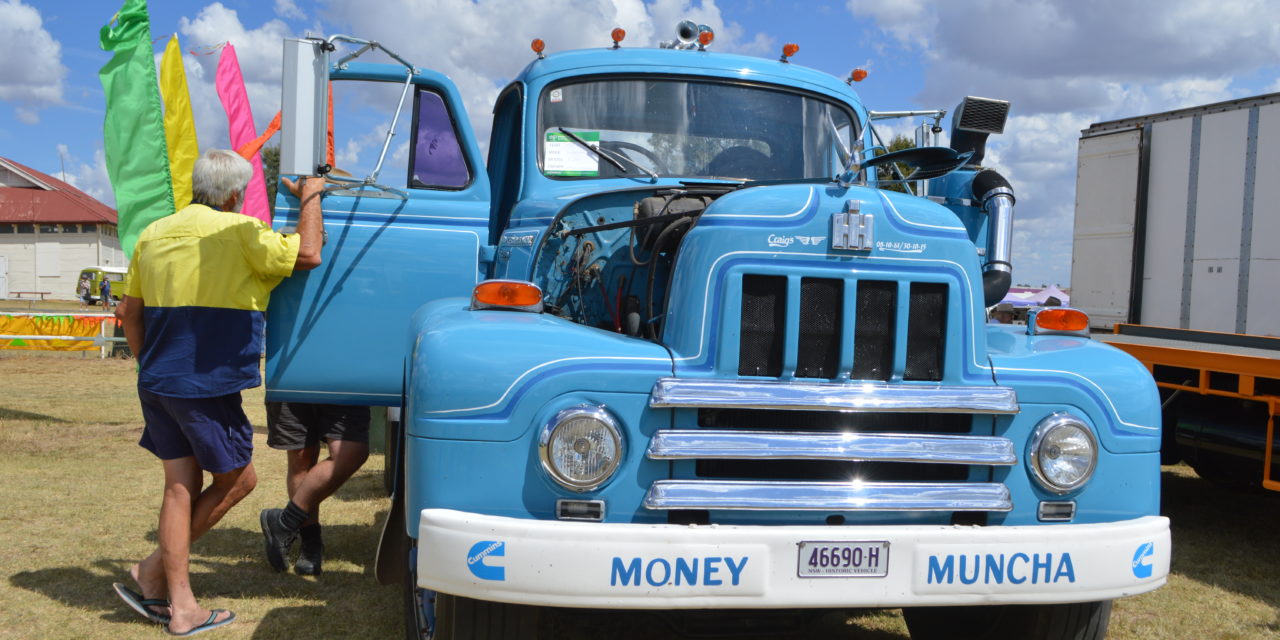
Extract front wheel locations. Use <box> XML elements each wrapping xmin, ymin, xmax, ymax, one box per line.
<box><xmin>402</xmin><ymin>539</ymin><xmax>541</xmax><ymax>640</ymax></box>
<box><xmin>902</xmin><ymin>600</ymin><xmax>1112</xmax><ymax>640</ymax></box>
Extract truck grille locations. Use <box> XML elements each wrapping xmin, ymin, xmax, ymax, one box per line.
<box><xmin>645</xmin><ymin>379</ymin><xmax>1019</xmax><ymax>513</ymax></box>
<box><xmin>739</xmin><ymin>275</ymin><xmax>948</xmax><ymax>382</ymax></box>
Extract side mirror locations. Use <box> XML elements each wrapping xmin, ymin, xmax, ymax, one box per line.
<box><xmin>280</xmin><ymin>38</ymin><xmax>331</xmax><ymax>177</ymax></box>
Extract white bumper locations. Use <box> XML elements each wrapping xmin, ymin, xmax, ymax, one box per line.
<box><xmin>417</xmin><ymin>509</ymin><xmax>1169</xmax><ymax>609</ymax></box>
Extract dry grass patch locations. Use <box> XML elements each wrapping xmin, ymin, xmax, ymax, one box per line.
<box><xmin>1</xmin><ymin>353</ymin><xmax>1278</xmax><ymax>639</ymax></box>
<box><xmin>0</xmin><ymin>354</ymin><xmax>399</xmax><ymax>640</ymax></box>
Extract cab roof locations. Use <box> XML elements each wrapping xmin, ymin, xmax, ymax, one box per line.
<box><xmin>513</xmin><ymin>46</ymin><xmax>866</xmax><ymax>112</ymax></box>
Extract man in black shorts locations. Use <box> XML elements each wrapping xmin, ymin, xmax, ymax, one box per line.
<box><xmin>260</xmin><ymin>402</ymin><xmax>370</xmax><ymax>575</ymax></box>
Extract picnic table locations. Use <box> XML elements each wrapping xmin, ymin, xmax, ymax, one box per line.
<box><xmin>11</xmin><ymin>291</ymin><xmax>52</xmax><ymax>300</ymax></box>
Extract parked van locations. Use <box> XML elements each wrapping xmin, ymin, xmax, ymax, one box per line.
<box><xmin>76</xmin><ymin>266</ymin><xmax>127</xmax><ymax>305</ymax></box>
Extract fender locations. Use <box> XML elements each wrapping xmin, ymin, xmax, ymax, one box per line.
<box><xmin>988</xmin><ymin>325</ymin><xmax>1161</xmax><ymax>454</ymax></box>
<box><xmin>405</xmin><ymin>298</ymin><xmax>673</xmax><ymax>442</ymax></box>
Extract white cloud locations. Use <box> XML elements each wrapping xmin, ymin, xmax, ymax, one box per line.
<box><xmin>0</xmin><ymin>0</ymin><xmax>68</xmax><ymax>118</ymax></box>
<box><xmin>321</xmin><ymin>0</ymin><xmax>765</xmax><ymax>146</ymax></box>
<box><xmin>847</xmin><ymin>0</ymin><xmax>1280</xmax><ymax>286</ymax></box>
<box><xmin>174</xmin><ymin>3</ymin><xmax>298</xmax><ymax>153</ymax></box>
<box><xmin>845</xmin><ymin>0</ymin><xmax>935</xmax><ymax>49</ymax></box>
<box><xmin>59</xmin><ymin>148</ymin><xmax>115</xmax><ymax>208</ymax></box>
<box><xmin>274</xmin><ymin>0</ymin><xmax>305</xmax><ymax>20</ymax></box>
<box><xmin>15</xmin><ymin>107</ymin><xmax>39</xmax><ymax>125</ymax></box>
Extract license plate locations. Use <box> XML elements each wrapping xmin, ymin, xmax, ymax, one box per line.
<box><xmin>797</xmin><ymin>541</ymin><xmax>889</xmax><ymax>578</ymax></box>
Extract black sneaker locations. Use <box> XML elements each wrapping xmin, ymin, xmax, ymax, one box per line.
<box><xmin>259</xmin><ymin>508</ymin><xmax>297</xmax><ymax>572</ymax></box>
<box><xmin>295</xmin><ymin>526</ymin><xmax>324</xmax><ymax>576</ymax></box>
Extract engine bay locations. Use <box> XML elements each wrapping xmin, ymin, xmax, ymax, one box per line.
<box><xmin>531</xmin><ymin>186</ymin><xmax>735</xmax><ymax>340</ymax></box>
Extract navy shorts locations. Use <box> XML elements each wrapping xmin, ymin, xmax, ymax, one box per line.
<box><xmin>266</xmin><ymin>402</ymin><xmax>370</xmax><ymax>450</ymax></box>
<box><xmin>138</xmin><ymin>387</ymin><xmax>254</xmax><ymax>474</ymax></box>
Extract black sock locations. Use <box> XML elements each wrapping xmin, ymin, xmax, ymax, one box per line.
<box><xmin>279</xmin><ymin>500</ymin><xmax>309</xmax><ymax>533</ymax></box>
<box><xmin>299</xmin><ymin>523</ymin><xmax>322</xmax><ymax>544</ymax></box>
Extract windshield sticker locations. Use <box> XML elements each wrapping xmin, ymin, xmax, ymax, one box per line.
<box><xmin>549</xmin><ymin>88</ymin><xmax>563</xmax><ymax>103</ymax></box>
<box><xmin>545</xmin><ymin>130</ymin><xmax>600</xmax><ymax>176</ymax></box>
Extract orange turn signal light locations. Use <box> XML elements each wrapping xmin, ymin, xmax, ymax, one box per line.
<box><xmin>472</xmin><ymin>280</ymin><xmax>543</xmax><ymax>312</ymax></box>
<box><xmin>781</xmin><ymin>43</ymin><xmax>800</xmax><ymax>61</ymax></box>
<box><xmin>611</xmin><ymin>28</ymin><xmax>626</xmax><ymax>44</ymax></box>
<box><xmin>698</xmin><ymin>29</ymin><xmax>715</xmax><ymax>46</ymax></box>
<box><xmin>531</xmin><ymin>38</ymin><xmax>546</xmax><ymax>56</ymax></box>
<box><xmin>1034</xmin><ymin>308</ymin><xmax>1089</xmax><ymax>333</ymax></box>
<box><xmin>850</xmin><ymin>68</ymin><xmax>868</xmax><ymax>82</ymax></box>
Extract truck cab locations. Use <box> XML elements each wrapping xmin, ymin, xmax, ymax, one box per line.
<box><xmin>268</xmin><ymin>24</ymin><xmax>1169</xmax><ymax>640</ymax></box>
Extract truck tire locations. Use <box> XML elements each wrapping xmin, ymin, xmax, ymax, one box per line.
<box><xmin>902</xmin><ymin>600</ymin><xmax>1111</xmax><ymax>640</ymax></box>
<box><xmin>403</xmin><ymin>539</ymin><xmax>541</xmax><ymax>640</ymax></box>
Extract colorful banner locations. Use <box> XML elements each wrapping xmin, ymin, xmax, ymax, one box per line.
<box><xmin>215</xmin><ymin>44</ymin><xmax>270</xmax><ymax>222</ymax></box>
<box><xmin>99</xmin><ymin>0</ymin><xmax>175</xmax><ymax>258</ymax></box>
<box><xmin>160</xmin><ymin>34</ymin><xmax>199</xmax><ymax>210</ymax></box>
<box><xmin>0</xmin><ymin>316</ymin><xmax>114</xmax><ymax>352</ymax></box>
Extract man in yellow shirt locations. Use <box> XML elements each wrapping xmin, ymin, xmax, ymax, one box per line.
<box><xmin>112</xmin><ymin>149</ymin><xmax>325</xmax><ymax>636</ymax></box>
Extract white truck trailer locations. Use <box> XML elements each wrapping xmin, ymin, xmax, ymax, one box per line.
<box><xmin>1071</xmin><ymin>92</ymin><xmax>1280</xmax><ymax>490</ymax></box>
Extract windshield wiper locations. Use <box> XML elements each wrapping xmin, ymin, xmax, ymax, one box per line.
<box><xmin>556</xmin><ymin>127</ymin><xmax>657</xmax><ymax>180</ymax></box>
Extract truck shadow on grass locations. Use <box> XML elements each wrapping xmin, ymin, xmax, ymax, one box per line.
<box><xmin>1161</xmin><ymin>467</ymin><xmax>1280</xmax><ymax>616</ymax></box>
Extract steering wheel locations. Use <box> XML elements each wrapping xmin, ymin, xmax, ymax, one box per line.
<box><xmin>601</xmin><ymin>140</ymin><xmax>668</xmax><ymax>174</ymax></box>
<box><xmin>703</xmin><ymin>146</ymin><xmax>779</xmax><ymax>180</ymax></box>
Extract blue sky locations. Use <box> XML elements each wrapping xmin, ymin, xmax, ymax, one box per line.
<box><xmin>4</xmin><ymin>0</ymin><xmax>1279</xmax><ymax>287</ymax></box>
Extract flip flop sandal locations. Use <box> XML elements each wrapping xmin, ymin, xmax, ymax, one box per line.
<box><xmin>112</xmin><ymin>582</ymin><xmax>171</xmax><ymax>625</ymax></box>
<box><xmin>166</xmin><ymin>609</ymin><xmax>235</xmax><ymax>637</ymax></box>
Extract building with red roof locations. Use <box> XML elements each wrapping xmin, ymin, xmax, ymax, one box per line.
<box><xmin>0</xmin><ymin>156</ymin><xmax>125</xmax><ymax>300</ymax></box>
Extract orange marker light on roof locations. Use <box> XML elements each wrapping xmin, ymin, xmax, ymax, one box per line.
<box><xmin>698</xmin><ymin>29</ymin><xmax>715</xmax><ymax>46</ymax></box>
<box><xmin>611</xmin><ymin>28</ymin><xmax>626</xmax><ymax>48</ymax></box>
<box><xmin>1032</xmin><ymin>308</ymin><xmax>1090</xmax><ymax>334</ymax></box>
<box><xmin>531</xmin><ymin>38</ymin><xmax>546</xmax><ymax>58</ymax></box>
<box><xmin>850</xmin><ymin>68</ymin><xmax>869</xmax><ymax>82</ymax></box>
<box><xmin>472</xmin><ymin>280</ymin><xmax>544</xmax><ymax>312</ymax></box>
<box><xmin>781</xmin><ymin>43</ymin><xmax>799</xmax><ymax>62</ymax></box>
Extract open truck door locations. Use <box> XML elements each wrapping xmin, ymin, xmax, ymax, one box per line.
<box><xmin>266</xmin><ymin>37</ymin><xmax>491</xmax><ymax>406</ymax></box>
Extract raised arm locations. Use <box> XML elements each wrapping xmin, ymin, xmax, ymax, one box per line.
<box><xmin>282</xmin><ymin>175</ymin><xmax>326</xmax><ymax>271</ymax></box>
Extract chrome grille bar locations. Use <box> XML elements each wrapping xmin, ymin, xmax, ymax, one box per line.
<box><xmin>650</xmin><ymin>378</ymin><xmax>1019</xmax><ymax>414</ymax></box>
<box><xmin>647</xmin><ymin>430</ymin><xmax>1016</xmax><ymax>465</ymax></box>
<box><xmin>644</xmin><ymin>480</ymin><xmax>1012</xmax><ymax>511</ymax></box>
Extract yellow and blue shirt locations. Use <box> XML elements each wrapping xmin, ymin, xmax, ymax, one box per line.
<box><xmin>124</xmin><ymin>203</ymin><xmax>301</xmax><ymax>398</ymax></box>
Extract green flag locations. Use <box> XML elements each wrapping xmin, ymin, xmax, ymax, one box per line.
<box><xmin>99</xmin><ymin>0</ymin><xmax>174</xmax><ymax>258</ymax></box>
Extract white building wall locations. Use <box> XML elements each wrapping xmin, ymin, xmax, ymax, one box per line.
<box><xmin>0</xmin><ymin>224</ymin><xmax>125</xmax><ymax>299</ymax></box>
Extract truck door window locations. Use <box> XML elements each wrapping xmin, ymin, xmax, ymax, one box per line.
<box><xmin>410</xmin><ymin>89</ymin><xmax>471</xmax><ymax>189</ymax></box>
<box><xmin>324</xmin><ymin>81</ymin><xmax>470</xmax><ymax>191</ymax></box>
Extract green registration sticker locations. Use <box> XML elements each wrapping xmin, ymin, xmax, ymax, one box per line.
<box><xmin>545</xmin><ymin>130</ymin><xmax>600</xmax><ymax>176</ymax></box>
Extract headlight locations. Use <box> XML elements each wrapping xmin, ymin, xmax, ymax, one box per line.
<box><xmin>1029</xmin><ymin>413</ymin><xmax>1098</xmax><ymax>494</ymax></box>
<box><xmin>538</xmin><ymin>405</ymin><xmax>624</xmax><ymax>492</ymax></box>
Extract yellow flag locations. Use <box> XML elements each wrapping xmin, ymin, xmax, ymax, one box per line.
<box><xmin>159</xmin><ymin>35</ymin><xmax>198</xmax><ymax>209</ymax></box>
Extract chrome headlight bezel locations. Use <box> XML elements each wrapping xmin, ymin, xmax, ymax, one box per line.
<box><xmin>1029</xmin><ymin>412</ymin><xmax>1098</xmax><ymax>495</ymax></box>
<box><xmin>538</xmin><ymin>405</ymin><xmax>624</xmax><ymax>492</ymax></box>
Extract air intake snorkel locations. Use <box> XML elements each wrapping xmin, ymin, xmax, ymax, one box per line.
<box><xmin>948</xmin><ymin>96</ymin><xmax>1015</xmax><ymax>307</ymax></box>
<box><xmin>974</xmin><ymin>169</ymin><xmax>1014</xmax><ymax>307</ymax></box>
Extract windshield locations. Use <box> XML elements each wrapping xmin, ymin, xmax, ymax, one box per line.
<box><xmin>538</xmin><ymin>77</ymin><xmax>857</xmax><ymax>182</ymax></box>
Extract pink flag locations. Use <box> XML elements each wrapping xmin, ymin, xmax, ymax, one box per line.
<box><xmin>215</xmin><ymin>44</ymin><xmax>270</xmax><ymax>222</ymax></box>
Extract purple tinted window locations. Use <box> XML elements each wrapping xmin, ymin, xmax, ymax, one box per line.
<box><xmin>411</xmin><ymin>91</ymin><xmax>469</xmax><ymax>188</ymax></box>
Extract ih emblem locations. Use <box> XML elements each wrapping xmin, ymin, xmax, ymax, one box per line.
<box><xmin>832</xmin><ymin>200</ymin><xmax>873</xmax><ymax>250</ymax></box>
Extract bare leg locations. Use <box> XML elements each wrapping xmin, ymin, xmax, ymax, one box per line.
<box><xmin>154</xmin><ymin>457</ymin><xmax>232</xmax><ymax>633</ymax></box>
<box><xmin>288</xmin><ymin>439</ymin><xmax>370</xmax><ymax>516</ymax></box>
<box><xmin>132</xmin><ymin>462</ymin><xmax>257</xmax><ymax>605</ymax></box>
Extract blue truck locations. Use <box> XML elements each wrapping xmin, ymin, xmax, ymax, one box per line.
<box><xmin>268</xmin><ymin>23</ymin><xmax>1170</xmax><ymax>640</ymax></box>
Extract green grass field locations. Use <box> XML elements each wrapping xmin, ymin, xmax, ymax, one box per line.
<box><xmin>0</xmin><ymin>351</ymin><xmax>1277</xmax><ymax>639</ymax></box>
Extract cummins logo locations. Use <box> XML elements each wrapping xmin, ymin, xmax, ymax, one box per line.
<box><xmin>1131</xmin><ymin>542</ymin><xmax>1154</xmax><ymax>579</ymax></box>
<box><xmin>467</xmin><ymin>540</ymin><xmax>506</xmax><ymax>581</ymax></box>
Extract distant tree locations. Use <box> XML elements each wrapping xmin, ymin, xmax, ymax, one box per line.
<box><xmin>261</xmin><ymin>146</ymin><xmax>279</xmax><ymax>215</ymax></box>
<box><xmin>875</xmin><ymin>134</ymin><xmax>915</xmax><ymax>193</ymax></box>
